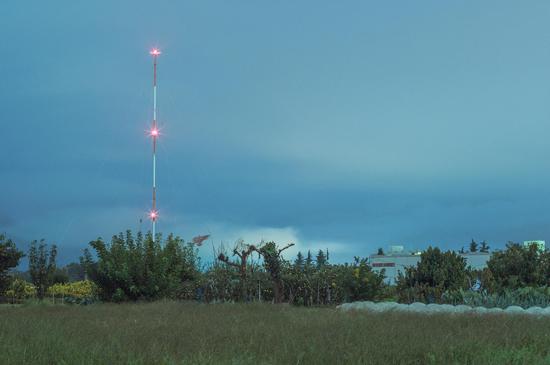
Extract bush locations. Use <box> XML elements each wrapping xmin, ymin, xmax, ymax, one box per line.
<box><xmin>0</xmin><ymin>234</ymin><xmax>24</xmax><ymax>295</ymax></box>
<box><xmin>397</xmin><ymin>284</ymin><xmax>446</xmax><ymax>304</ymax></box>
<box><xmin>5</xmin><ymin>278</ymin><xmax>36</xmax><ymax>302</ymax></box>
<box><xmin>396</xmin><ymin>247</ymin><xmax>468</xmax><ymax>303</ymax></box>
<box><xmin>86</xmin><ymin>231</ymin><xmax>200</xmax><ymax>301</ymax></box>
<box><xmin>341</xmin><ymin>257</ymin><xmax>386</xmax><ymax>302</ymax></box>
<box><xmin>47</xmin><ymin>280</ymin><xmax>98</xmax><ymax>304</ymax></box>
<box><xmin>487</xmin><ymin>242</ymin><xmax>550</xmax><ymax>290</ymax></box>
<box><xmin>441</xmin><ymin>287</ymin><xmax>550</xmax><ymax>308</ymax></box>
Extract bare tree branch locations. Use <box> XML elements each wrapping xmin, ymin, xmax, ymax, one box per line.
<box><xmin>217</xmin><ymin>253</ymin><xmax>240</xmax><ymax>268</ymax></box>
<box><xmin>278</xmin><ymin>243</ymin><xmax>295</xmax><ymax>255</ymax></box>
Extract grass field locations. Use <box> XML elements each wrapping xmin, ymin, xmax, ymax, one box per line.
<box><xmin>1</xmin><ymin>301</ymin><xmax>550</xmax><ymax>364</ymax></box>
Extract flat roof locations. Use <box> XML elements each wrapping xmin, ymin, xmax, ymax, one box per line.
<box><xmin>369</xmin><ymin>252</ymin><xmax>490</xmax><ymax>258</ymax></box>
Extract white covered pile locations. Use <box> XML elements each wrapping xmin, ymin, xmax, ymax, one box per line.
<box><xmin>336</xmin><ymin>301</ymin><xmax>550</xmax><ymax>316</ymax></box>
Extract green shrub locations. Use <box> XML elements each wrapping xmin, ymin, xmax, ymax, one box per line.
<box><xmin>441</xmin><ymin>287</ymin><xmax>550</xmax><ymax>308</ymax></box>
<box><xmin>46</xmin><ymin>280</ymin><xmax>98</xmax><ymax>304</ymax></box>
<box><xmin>86</xmin><ymin>231</ymin><xmax>200</xmax><ymax>301</ymax></box>
<box><xmin>5</xmin><ymin>278</ymin><xmax>36</xmax><ymax>302</ymax></box>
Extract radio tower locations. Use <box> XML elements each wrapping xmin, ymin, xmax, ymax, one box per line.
<box><xmin>149</xmin><ymin>48</ymin><xmax>161</xmax><ymax>240</ymax></box>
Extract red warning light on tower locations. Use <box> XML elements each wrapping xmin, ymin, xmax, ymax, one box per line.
<box><xmin>149</xmin><ymin>210</ymin><xmax>158</xmax><ymax>220</ymax></box>
<box><xmin>150</xmin><ymin>48</ymin><xmax>161</xmax><ymax>56</ymax></box>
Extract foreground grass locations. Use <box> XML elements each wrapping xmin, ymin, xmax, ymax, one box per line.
<box><xmin>1</xmin><ymin>302</ymin><xmax>550</xmax><ymax>364</ymax></box>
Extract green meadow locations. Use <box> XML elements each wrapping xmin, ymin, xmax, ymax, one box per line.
<box><xmin>2</xmin><ymin>301</ymin><xmax>550</xmax><ymax>365</ymax></box>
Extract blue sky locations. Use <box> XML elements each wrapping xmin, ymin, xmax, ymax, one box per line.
<box><xmin>3</xmin><ymin>1</ymin><xmax>550</xmax><ymax>264</ymax></box>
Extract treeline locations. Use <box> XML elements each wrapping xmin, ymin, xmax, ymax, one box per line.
<box><xmin>84</xmin><ymin>232</ymin><xmax>385</xmax><ymax>304</ymax></box>
<box><xmin>396</xmin><ymin>244</ymin><xmax>550</xmax><ymax>307</ymax></box>
<box><xmin>0</xmin><ymin>231</ymin><xmax>385</xmax><ymax>304</ymax></box>
<box><xmin>2</xmin><ymin>231</ymin><xmax>550</xmax><ymax>307</ymax></box>
<box><xmin>0</xmin><ymin>236</ymin><xmax>84</xmax><ymax>302</ymax></box>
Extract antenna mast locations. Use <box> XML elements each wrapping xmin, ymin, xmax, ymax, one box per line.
<box><xmin>149</xmin><ymin>48</ymin><xmax>161</xmax><ymax>240</ymax></box>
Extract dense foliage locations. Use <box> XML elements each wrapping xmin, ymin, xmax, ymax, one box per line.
<box><xmin>4</xmin><ymin>278</ymin><xmax>36</xmax><ymax>302</ymax></box>
<box><xmin>487</xmin><ymin>242</ymin><xmax>550</xmax><ymax>289</ymax></box>
<box><xmin>210</xmin><ymin>240</ymin><xmax>385</xmax><ymax>305</ymax></box>
<box><xmin>5</xmin><ymin>231</ymin><xmax>550</xmax><ymax>307</ymax></box>
<box><xmin>396</xmin><ymin>247</ymin><xmax>468</xmax><ymax>303</ymax></box>
<box><xmin>28</xmin><ymin>239</ymin><xmax>57</xmax><ymax>299</ymax></box>
<box><xmin>47</xmin><ymin>280</ymin><xmax>98</xmax><ymax>304</ymax></box>
<box><xmin>441</xmin><ymin>286</ymin><xmax>550</xmax><ymax>309</ymax></box>
<box><xmin>396</xmin><ymin>242</ymin><xmax>550</xmax><ymax>306</ymax></box>
<box><xmin>0</xmin><ymin>234</ymin><xmax>24</xmax><ymax>294</ymax></box>
<box><xmin>85</xmin><ymin>231</ymin><xmax>200</xmax><ymax>301</ymax></box>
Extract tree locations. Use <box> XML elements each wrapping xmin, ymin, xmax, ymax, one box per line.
<box><xmin>487</xmin><ymin>242</ymin><xmax>544</xmax><ymax>289</ymax></box>
<box><xmin>377</xmin><ymin>247</ymin><xmax>385</xmax><ymax>255</ymax></box>
<box><xmin>62</xmin><ymin>262</ymin><xmax>86</xmax><ymax>282</ymax></box>
<box><xmin>87</xmin><ymin>230</ymin><xmax>200</xmax><ymax>301</ymax></box>
<box><xmin>397</xmin><ymin>246</ymin><xmax>467</xmax><ymax>302</ymax></box>
<box><xmin>294</xmin><ymin>252</ymin><xmax>304</xmax><ymax>271</ymax></box>
<box><xmin>416</xmin><ymin>247</ymin><xmax>467</xmax><ymax>290</ymax></box>
<box><xmin>0</xmin><ymin>234</ymin><xmax>24</xmax><ymax>295</ymax></box>
<box><xmin>480</xmin><ymin>241</ymin><xmax>490</xmax><ymax>253</ymax></box>
<box><xmin>305</xmin><ymin>250</ymin><xmax>313</xmax><ymax>271</ymax></box>
<box><xmin>344</xmin><ymin>257</ymin><xmax>385</xmax><ymax>302</ymax></box>
<box><xmin>253</xmin><ymin>241</ymin><xmax>294</xmax><ymax>303</ymax></box>
<box><xmin>28</xmin><ymin>239</ymin><xmax>57</xmax><ymax>299</ymax></box>
<box><xmin>316</xmin><ymin>249</ymin><xmax>327</xmax><ymax>269</ymax></box>
<box><xmin>80</xmin><ymin>248</ymin><xmax>96</xmax><ymax>281</ymax></box>
<box><xmin>218</xmin><ymin>240</ymin><xmax>257</xmax><ymax>301</ymax></box>
<box><xmin>52</xmin><ymin>268</ymin><xmax>69</xmax><ymax>284</ymax></box>
<box><xmin>469</xmin><ymin>239</ymin><xmax>478</xmax><ymax>253</ymax></box>
<box><xmin>314</xmin><ymin>249</ymin><xmax>329</xmax><ymax>303</ymax></box>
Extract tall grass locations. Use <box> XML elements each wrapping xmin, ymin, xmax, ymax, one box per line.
<box><xmin>1</xmin><ymin>301</ymin><xmax>550</xmax><ymax>364</ymax></box>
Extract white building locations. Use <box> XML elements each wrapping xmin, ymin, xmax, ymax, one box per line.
<box><xmin>369</xmin><ymin>247</ymin><xmax>490</xmax><ymax>284</ymax></box>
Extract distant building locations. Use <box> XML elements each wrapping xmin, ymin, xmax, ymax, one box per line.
<box><xmin>369</xmin><ymin>248</ymin><xmax>490</xmax><ymax>285</ymax></box>
<box><xmin>523</xmin><ymin>240</ymin><xmax>545</xmax><ymax>252</ymax></box>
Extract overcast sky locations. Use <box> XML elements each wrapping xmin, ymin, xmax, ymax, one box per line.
<box><xmin>3</xmin><ymin>1</ymin><xmax>550</xmax><ymax>264</ymax></box>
